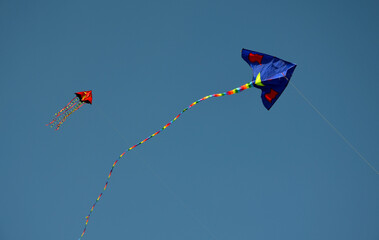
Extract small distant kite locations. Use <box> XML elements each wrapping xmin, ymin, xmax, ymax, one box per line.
<box><xmin>78</xmin><ymin>49</ymin><xmax>296</xmax><ymax>239</ymax></box>
<box><xmin>47</xmin><ymin>91</ymin><xmax>92</xmax><ymax>130</ymax></box>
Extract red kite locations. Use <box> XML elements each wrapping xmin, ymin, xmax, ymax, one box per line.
<box><xmin>47</xmin><ymin>90</ymin><xmax>92</xmax><ymax>130</ymax></box>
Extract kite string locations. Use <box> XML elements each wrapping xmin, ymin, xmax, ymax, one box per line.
<box><xmin>78</xmin><ymin>81</ymin><xmax>254</xmax><ymax>239</ymax></box>
<box><xmin>289</xmin><ymin>81</ymin><xmax>379</xmax><ymax>174</ymax></box>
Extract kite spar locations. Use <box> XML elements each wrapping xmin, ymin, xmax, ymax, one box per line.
<box><xmin>78</xmin><ymin>49</ymin><xmax>296</xmax><ymax>239</ymax></box>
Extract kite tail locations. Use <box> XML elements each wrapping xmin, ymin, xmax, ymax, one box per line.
<box><xmin>78</xmin><ymin>81</ymin><xmax>254</xmax><ymax>239</ymax></box>
<box><xmin>46</xmin><ymin>97</ymin><xmax>80</xmax><ymax>127</ymax></box>
<box><xmin>55</xmin><ymin>101</ymin><xmax>84</xmax><ymax>130</ymax></box>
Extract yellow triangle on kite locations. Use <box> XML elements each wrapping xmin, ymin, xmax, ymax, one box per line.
<box><xmin>255</xmin><ymin>72</ymin><xmax>264</xmax><ymax>86</ymax></box>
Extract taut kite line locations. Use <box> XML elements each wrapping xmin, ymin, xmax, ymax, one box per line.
<box><xmin>78</xmin><ymin>49</ymin><xmax>296</xmax><ymax>239</ymax></box>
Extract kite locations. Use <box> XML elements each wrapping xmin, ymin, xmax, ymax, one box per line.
<box><xmin>47</xmin><ymin>91</ymin><xmax>92</xmax><ymax>130</ymax></box>
<box><xmin>241</xmin><ymin>49</ymin><xmax>297</xmax><ymax>110</ymax></box>
<box><xmin>78</xmin><ymin>49</ymin><xmax>296</xmax><ymax>239</ymax></box>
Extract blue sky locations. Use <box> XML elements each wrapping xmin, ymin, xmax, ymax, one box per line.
<box><xmin>0</xmin><ymin>0</ymin><xmax>378</xmax><ymax>239</ymax></box>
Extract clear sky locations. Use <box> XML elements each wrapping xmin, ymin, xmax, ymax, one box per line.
<box><xmin>0</xmin><ymin>0</ymin><xmax>378</xmax><ymax>239</ymax></box>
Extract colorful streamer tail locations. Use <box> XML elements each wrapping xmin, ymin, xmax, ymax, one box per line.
<box><xmin>78</xmin><ymin>81</ymin><xmax>254</xmax><ymax>239</ymax></box>
<box><xmin>46</xmin><ymin>97</ymin><xmax>84</xmax><ymax>130</ymax></box>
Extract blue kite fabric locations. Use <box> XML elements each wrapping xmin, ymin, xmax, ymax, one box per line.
<box><xmin>241</xmin><ymin>48</ymin><xmax>297</xmax><ymax>110</ymax></box>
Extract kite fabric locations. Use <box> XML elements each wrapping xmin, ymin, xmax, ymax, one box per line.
<box><xmin>78</xmin><ymin>49</ymin><xmax>296</xmax><ymax>239</ymax></box>
<box><xmin>241</xmin><ymin>48</ymin><xmax>297</xmax><ymax>110</ymax></box>
<box><xmin>46</xmin><ymin>90</ymin><xmax>92</xmax><ymax>130</ymax></box>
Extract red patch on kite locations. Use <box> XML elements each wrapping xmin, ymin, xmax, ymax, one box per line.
<box><xmin>264</xmin><ymin>89</ymin><xmax>278</xmax><ymax>103</ymax></box>
<box><xmin>248</xmin><ymin>53</ymin><xmax>263</xmax><ymax>64</ymax></box>
<box><xmin>75</xmin><ymin>90</ymin><xmax>93</xmax><ymax>104</ymax></box>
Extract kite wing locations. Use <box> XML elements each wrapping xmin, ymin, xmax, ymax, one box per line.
<box><xmin>75</xmin><ymin>91</ymin><xmax>93</xmax><ymax>104</ymax></box>
<box><xmin>241</xmin><ymin>49</ymin><xmax>296</xmax><ymax>110</ymax></box>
